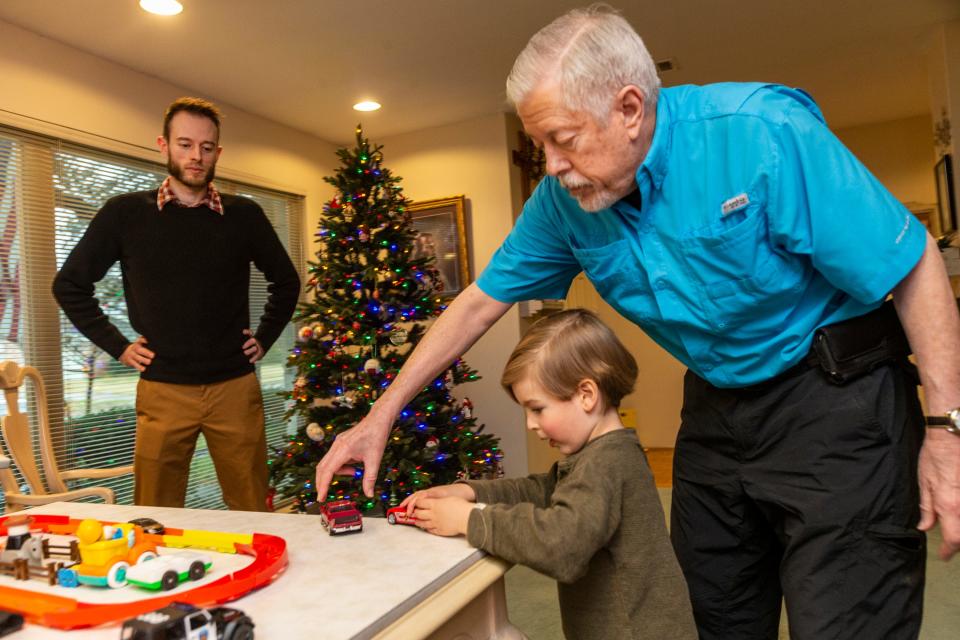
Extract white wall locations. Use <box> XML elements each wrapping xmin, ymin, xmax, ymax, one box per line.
<box><xmin>0</xmin><ymin>19</ymin><xmax>337</xmax><ymax>220</ymax></box>
<box><xmin>380</xmin><ymin>113</ymin><xmax>528</xmax><ymax>477</ymax></box>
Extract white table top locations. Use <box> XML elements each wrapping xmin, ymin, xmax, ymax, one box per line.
<box><xmin>5</xmin><ymin>501</ymin><xmax>492</xmax><ymax>639</ymax></box>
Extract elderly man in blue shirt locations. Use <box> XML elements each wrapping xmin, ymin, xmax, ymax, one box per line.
<box><xmin>318</xmin><ymin>5</ymin><xmax>960</xmax><ymax>638</ymax></box>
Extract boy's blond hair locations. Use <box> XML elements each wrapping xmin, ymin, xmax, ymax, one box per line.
<box><xmin>501</xmin><ymin>308</ymin><xmax>638</xmax><ymax>409</ymax></box>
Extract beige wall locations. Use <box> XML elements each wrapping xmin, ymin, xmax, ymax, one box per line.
<box><xmin>834</xmin><ymin>115</ymin><xmax>937</xmax><ymax>212</ymax></box>
<box><xmin>0</xmin><ymin>20</ymin><xmax>337</xmax><ymax>221</ymax></box>
<box><xmin>379</xmin><ymin>114</ymin><xmax>528</xmax><ymax>477</ymax></box>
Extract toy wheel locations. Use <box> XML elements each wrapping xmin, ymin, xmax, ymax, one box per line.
<box><xmin>161</xmin><ymin>569</ymin><xmax>179</xmax><ymax>591</ymax></box>
<box><xmin>387</xmin><ymin>513</ymin><xmax>396</xmax><ymax>524</ymax></box>
<box><xmin>230</xmin><ymin>621</ymin><xmax>255</xmax><ymax>640</ymax></box>
<box><xmin>106</xmin><ymin>561</ymin><xmax>129</xmax><ymax>588</ymax></box>
<box><xmin>135</xmin><ymin>550</ymin><xmax>158</xmax><ymax>564</ymax></box>
<box><xmin>188</xmin><ymin>560</ymin><xmax>206</xmax><ymax>581</ymax></box>
<box><xmin>57</xmin><ymin>567</ymin><xmax>79</xmax><ymax>588</ymax></box>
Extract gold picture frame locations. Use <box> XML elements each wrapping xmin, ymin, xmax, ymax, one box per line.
<box><xmin>408</xmin><ymin>195</ymin><xmax>470</xmax><ymax>297</ymax></box>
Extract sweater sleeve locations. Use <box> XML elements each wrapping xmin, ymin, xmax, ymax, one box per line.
<box><xmin>51</xmin><ymin>200</ymin><xmax>131</xmax><ymax>359</ymax></box>
<box><xmin>466</xmin><ymin>454</ymin><xmax>623</xmax><ymax>584</ymax></box>
<box><xmin>247</xmin><ymin>204</ymin><xmax>301</xmax><ymax>352</ymax></box>
<box><xmin>462</xmin><ymin>470</ymin><xmax>554</xmax><ymax>507</ymax></box>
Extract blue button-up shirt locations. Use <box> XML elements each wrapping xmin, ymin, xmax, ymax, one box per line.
<box><xmin>477</xmin><ymin>83</ymin><xmax>926</xmax><ymax>387</ymax></box>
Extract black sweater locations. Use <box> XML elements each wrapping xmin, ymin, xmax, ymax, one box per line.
<box><xmin>53</xmin><ymin>190</ymin><xmax>300</xmax><ymax>384</ymax></box>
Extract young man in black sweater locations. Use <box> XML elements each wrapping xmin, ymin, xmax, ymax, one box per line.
<box><xmin>53</xmin><ymin>97</ymin><xmax>300</xmax><ymax>511</ymax></box>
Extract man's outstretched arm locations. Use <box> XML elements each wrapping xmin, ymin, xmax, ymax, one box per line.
<box><xmin>315</xmin><ymin>283</ymin><xmax>513</xmax><ymax>499</ymax></box>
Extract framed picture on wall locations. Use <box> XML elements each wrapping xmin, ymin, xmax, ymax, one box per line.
<box><xmin>935</xmin><ymin>153</ymin><xmax>956</xmax><ymax>237</ymax></box>
<box><xmin>408</xmin><ymin>195</ymin><xmax>470</xmax><ymax>297</ymax></box>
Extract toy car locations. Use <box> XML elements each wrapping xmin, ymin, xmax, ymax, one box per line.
<box><xmin>120</xmin><ymin>601</ymin><xmax>253</xmax><ymax>640</ymax></box>
<box><xmin>319</xmin><ymin>499</ymin><xmax>363</xmax><ymax>535</ymax></box>
<box><xmin>385</xmin><ymin>506</ymin><xmax>417</xmax><ymax>526</ymax></box>
<box><xmin>128</xmin><ymin>517</ymin><xmax>166</xmax><ymax>535</ymax></box>
<box><xmin>0</xmin><ymin>610</ymin><xmax>24</xmax><ymax>638</ymax></box>
<box><xmin>125</xmin><ymin>551</ymin><xmax>213</xmax><ymax>591</ymax></box>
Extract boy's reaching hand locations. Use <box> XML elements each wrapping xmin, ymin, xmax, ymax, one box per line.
<box><xmin>413</xmin><ymin>496</ymin><xmax>474</xmax><ymax>537</ymax></box>
<box><xmin>399</xmin><ymin>483</ymin><xmax>476</xmax><ymax>515</ymax></box>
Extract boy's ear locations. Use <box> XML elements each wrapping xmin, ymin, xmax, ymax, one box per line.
<box><xmin>577</xmin><ymin>379</ymin><xmax>601</xmax><ymax>412</ymax></box>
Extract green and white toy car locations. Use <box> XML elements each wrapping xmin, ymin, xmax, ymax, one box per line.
<box><xmin>125</xmin><ymin>551</ymin><xmax>212</xmax><ymax>591</ymax></box>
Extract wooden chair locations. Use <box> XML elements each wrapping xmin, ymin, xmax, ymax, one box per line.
<box><xmin>0</xmin><ymin>360</ymin><xmax>133</xmax><ymax>513</ymax></box>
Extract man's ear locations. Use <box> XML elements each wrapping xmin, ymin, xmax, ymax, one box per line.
<box><xmin>577</xmin><ymin>379</ymin><xmax>601</xmax><ymax>413</ymax></box>
<box><xmin>157</xmin><ymin>135</ymin><xmax>169</xmax><ymax>158</ymax></box>
<box><xmin>615</xmin><ymin>85</ymin><xmax>645</xmax><ymax>141</ymax></box>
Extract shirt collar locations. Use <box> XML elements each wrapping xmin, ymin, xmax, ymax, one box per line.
<box><xmin>634</xmin><ymin>92</ymin><xmax>672</xmax><ymax>200</ymax></box>
<box><xmin>156</xmin><ymin>177</ymin><xmax>224</xmax><ymax>215</ymax></box>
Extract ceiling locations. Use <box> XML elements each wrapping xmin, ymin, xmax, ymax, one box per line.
<box><xmin>0</xmin><ymin>0</ymin><xmax>957</xmax><ymax>144</ymax></box>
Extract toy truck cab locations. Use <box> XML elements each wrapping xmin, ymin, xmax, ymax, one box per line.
<box><xmin>319</xmin><ymin>499</ymin><xmax>363</xmax><ymax>535</ymax></box>
<box><xmin>120</xmin><ymin>602</ymin><xmax>254</xmax><ymax>640</ymax></box>
<box><xmin>58</xmin><ymin>519</ymin><xmax>157</xmax><ymax>588</ymax></box>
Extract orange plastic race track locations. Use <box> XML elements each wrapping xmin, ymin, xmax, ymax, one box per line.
<box><xmin>0</xmin><ymin>514</ymin><xmax>288</xmax><ymax>630</ymax></box>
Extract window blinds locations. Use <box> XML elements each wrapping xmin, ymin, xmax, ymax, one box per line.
<box><xmin>0</xmin><ymin>123</ymin><xmax>304</xmax><ymax>511</ymax></box>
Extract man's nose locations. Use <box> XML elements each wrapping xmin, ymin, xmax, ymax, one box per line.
<box><xmin>544</xmin><ymin>147</ymin><xmax>570</xmax><ymax>176</ymax></box>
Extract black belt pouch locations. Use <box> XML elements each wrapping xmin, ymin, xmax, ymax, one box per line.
<box><xmin>812</xmin><ymin>300</ymin><xmax>913</xmax><ymax>385</ymax></box>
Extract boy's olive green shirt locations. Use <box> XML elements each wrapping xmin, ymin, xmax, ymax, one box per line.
<box><xmin>463</xmin><ymin>429</ymin><xmax>696</xmax><ymax>640</ymax></box>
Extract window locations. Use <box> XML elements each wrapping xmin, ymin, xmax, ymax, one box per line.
<box><xmin>0</xmin><ymin>124</ymin><xmax>303</xmax><ymax>511</ymax></box>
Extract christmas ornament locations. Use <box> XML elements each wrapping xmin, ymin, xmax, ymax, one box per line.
<box><xmin>306</xmin><ymin>423</ymin><xmax>325</xmax><ymax>442</ymax></box>
<box><xmin>425</xmin><ymin>436</ymin><xmax>438</xmax><ymax>449</ymax></box>
<box><xmin>298</xmin><ymin>326</ymin><xmax>314</xmax><ymax>341</ymax></box>
<box><xmin>461</xmin><ymin>397</ymin><xmax>474</xmax><ymax>419</ymax></box>
<box><xmin>364</xmin><ymin>358</ymin><xmax>382</xmax><ymax>375</ymax></box>
<box><xmin>389</xmin><ymin>327</ymin><xmax>408</xmax><ymax>346</ymax></box>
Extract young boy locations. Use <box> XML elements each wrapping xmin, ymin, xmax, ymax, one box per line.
<box><xmin>402</xmin><ymin>309</ymin><xmax>697</xmax><ymax>640</ymax></box>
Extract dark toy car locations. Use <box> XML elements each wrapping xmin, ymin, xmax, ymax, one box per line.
<box><xmin>120</xmin><ymin>601</ymin><xmax>253</xmax><ymax>640</ymax></box>
<box><xmin>0</xmin><ymin>611</ymin><xmax>24</xmax><ymax>638</ymax></box>
<box><xmin>127</xmin><ymin>517</ymin><xmax>166</xmax><ymax>535</ymax></box>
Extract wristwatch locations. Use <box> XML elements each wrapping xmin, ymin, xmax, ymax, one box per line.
<box><xmin>926</xmin><ymin>408</ymin><xmax>960</xmax><ymax>435</ymax></box>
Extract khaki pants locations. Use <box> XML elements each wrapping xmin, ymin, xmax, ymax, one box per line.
<box><xmin>134</xmin><ymin>372</ymin><xmax>268</xmax><ymax>511</ymax></box>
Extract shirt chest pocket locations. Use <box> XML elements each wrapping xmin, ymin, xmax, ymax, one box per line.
<box><xmin>679</xmin><ymin>199</ymin><xmax>806</xmax><ymax>325</ymax></box>
<box><xmin>571</xmin><ymin>239</ymin><xmax>657</xmax><ymax>319</ymax></box>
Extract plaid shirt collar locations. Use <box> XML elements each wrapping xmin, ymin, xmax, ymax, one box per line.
<box><xmin>156</xmin><ymin>177</ymin><xmax>224</xmax><ymax>215</ymax></box>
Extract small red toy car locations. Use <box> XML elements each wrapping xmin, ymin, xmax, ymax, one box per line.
<box><xmin>319</xmin><ymin>500</ymin><xmax>363</xmax><ymax>536</ymax></box>
<box><xmin>385</xmin><ymin>506</ymin><xmax>417</xmax><ymax>526</ymax></box>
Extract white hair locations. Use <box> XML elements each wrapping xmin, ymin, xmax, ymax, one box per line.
<box><xmin>506</xmin><ymin>4</ymin><xmax>661</xmax><ymax>122</ymax></box>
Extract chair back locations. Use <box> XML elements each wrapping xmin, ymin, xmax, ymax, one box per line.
<box><xmin>0</xmin><ymin>360</ymin><xmax>67</xmax><ymax>497</ymax></box>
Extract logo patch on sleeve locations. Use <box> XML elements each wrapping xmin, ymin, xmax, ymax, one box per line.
<box><xmin>721</xmin><ymin>193</ymin><xmax>750</xmax><ymax>216</ymax></box>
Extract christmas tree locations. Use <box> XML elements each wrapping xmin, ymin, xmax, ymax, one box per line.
<box><xmin>268</xmin><ymin>127</ymin><xmax>503</xmax><ymax>513</ymax></box>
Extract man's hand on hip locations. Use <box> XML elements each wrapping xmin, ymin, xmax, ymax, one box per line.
<box><xmin>242</xmin><ymin>329</ymin><xmax>264</xmax><ymax>363</ymax></box>
<box><xmin>917</xmin><ymin>430</ymin><xmax>960</xmax><ymax>560</ymax></box>
<box><xmin>119</xmin><ymin>336</ymin><xmax>154</xmax><ymax>372</ymax></box>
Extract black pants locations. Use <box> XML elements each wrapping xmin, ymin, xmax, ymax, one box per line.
<box><xmin>671</xmin><ymin>362</ymin><xmax>926</xmax><ymax>640</ymax></box>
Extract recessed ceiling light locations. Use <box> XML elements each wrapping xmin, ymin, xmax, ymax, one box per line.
<box><xmin>140</xmin><ymin>0</ymin><xmax>183</xmax><ymax>16</ymax></box>
<box><xmin>353</xmin><ymin>101</ymin><xmax>382</xmax><ymax>112</ymax></box>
